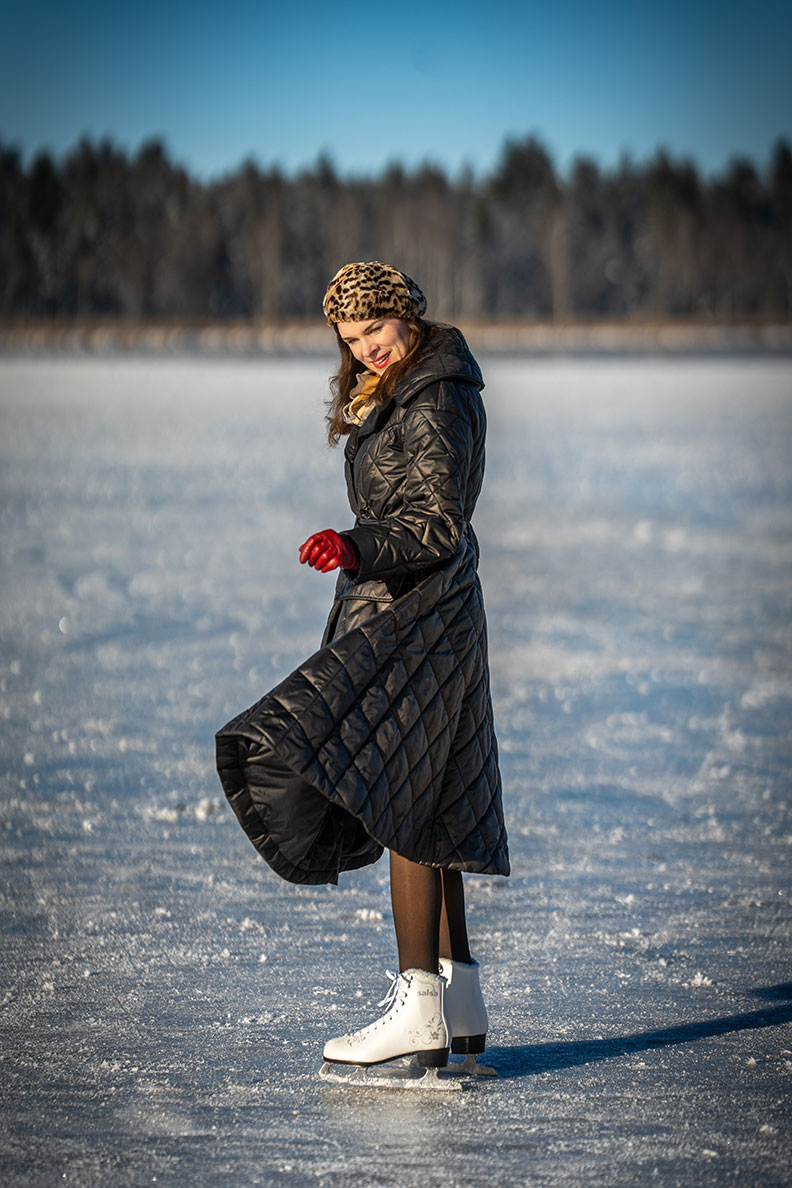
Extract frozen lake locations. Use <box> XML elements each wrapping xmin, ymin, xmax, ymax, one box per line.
<box><xmin>1</xmin><ymin>354</ymin><xmax>791</xmax><ymax>1186</ymax></box>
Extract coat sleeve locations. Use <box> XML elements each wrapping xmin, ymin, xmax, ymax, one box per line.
<box><xmin>343</xmin><ymin>381</ymin><xmax>475</xmax><ymax>581</ymax></box>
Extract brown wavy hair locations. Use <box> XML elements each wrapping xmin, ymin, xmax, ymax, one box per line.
<box><xmin>326</xmin><ymin>318</ymin><xmax>431</xmax><ymax>444</ymax></box>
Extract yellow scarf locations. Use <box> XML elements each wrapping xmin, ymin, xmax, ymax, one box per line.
<box><xmin>345</xmin><ymin>371</ymin><xmax>381</xmax><ymax>425</ymax></box>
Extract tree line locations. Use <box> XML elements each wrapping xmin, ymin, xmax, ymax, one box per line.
<box><xmin>1</xmin><ymin>135</ymin><xmax>790</xmax><ymax>322</ymax></box>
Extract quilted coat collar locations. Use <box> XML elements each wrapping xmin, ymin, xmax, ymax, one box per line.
<box><xmin>347</xmin><ymin>326</ymin><xmax>483</xmax><ymax>451</ymax></box>
<box><xmin>392</xmin><ymin>325</ymin><xmax>484</xmax><ymax>406</ymax></box>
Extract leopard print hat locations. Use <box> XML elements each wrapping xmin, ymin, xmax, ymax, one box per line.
<box><xmin>323</xmin><ymin>261</ymin><xmax>427</xmax><ymax>326</ymax></box>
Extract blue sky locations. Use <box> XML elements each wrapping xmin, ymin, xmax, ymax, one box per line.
<box><xmin>1</xmin><ymin>0</ymin><xmax>789</xmax><ymax>178</ymax></box>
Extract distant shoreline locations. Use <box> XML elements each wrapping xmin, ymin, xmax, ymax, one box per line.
<box><xmin>1</xmin><ymin>319</ymin><xmax>791</xmax><ymax>357</ymax></box>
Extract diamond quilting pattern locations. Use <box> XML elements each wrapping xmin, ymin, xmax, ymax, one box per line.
<box><xmin>217</xmin><ymin>541</ymin><xmax>509</xmax><ymax>882</ymax></box>
<box><xmin>215</xmin><ymin>326</ymin><xmax>509</xmax><ymax>884</ymax></box>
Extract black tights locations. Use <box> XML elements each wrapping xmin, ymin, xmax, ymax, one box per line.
<box><xmin>389</xmin><ymin>851</ymin><xmax>472</xmax><ymax>973</ymax></box>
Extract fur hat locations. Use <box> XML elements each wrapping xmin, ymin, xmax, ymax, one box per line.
<box><xmin>323</xmin><ymin>261</ymin><xmax>427</xmax><ymax>326</ymax></box>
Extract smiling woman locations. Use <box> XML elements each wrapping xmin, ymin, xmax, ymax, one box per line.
<box><xmin>336</xmin><ymin>317</ymin><xmax>412</xmax><ymax>375</ymax></box>
<box><xmin>323</xmin><ymin>261</ymin><xmax>431</xmax><ymax>443</ymax></box>
<box><xmin>327</xmin><ymin>315</ymin><xmax>428</xmax><ymax>441</ymax></box>
<box><xmin>216</xmin><ymin>259</ymin><xmax>508</xmax><ymax>1086</ymax></box>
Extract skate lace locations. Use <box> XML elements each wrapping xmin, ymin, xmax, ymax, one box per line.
<box><xmin>376</xmin><ymin>969</ymin><xmax>404</xmax><ymax>1012</ymax></box>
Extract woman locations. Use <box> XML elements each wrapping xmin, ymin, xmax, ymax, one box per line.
<box><xmin>216</xmin><ymin>261</ymin><xmax>509</xmax><ymax>1076</ymax></box>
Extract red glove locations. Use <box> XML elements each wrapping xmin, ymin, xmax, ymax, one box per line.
<box><xmin>298</xmin><ymin>529</ymin><xmax>359</xmax><ymax>573</ymax></box>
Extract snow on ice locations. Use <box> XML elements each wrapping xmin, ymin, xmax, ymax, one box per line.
<box><xmin>0</xmin><ymin>354</ymin><xmax>790</xmax><ymax>1186</ymax></box>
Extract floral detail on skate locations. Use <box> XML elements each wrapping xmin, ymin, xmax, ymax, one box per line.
<box><xmin>339</xmin><ymin>1025</ymin><xmax>379</xmax><ymax>1049</ymax></box>
<box><xmin>407</xmin><ymin>1013</ymin><xmax>446</xmax><ymax>1046</ymax></box>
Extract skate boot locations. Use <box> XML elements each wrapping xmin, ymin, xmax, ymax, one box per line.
<box><xmin>439</xmin><ymin>957</ymin><xmax>496</xmax><ymax>1077</ymax></box>
<box><xmin>320</xmin><ymin>969</ymin><xmax>455</xmax><ymax>1090</ymax></box>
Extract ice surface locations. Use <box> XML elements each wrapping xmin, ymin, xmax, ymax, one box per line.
<box><xmin>0</xmin><ymin>354</ymin><xmax>790</xmax><ymax>1186</ymax></box>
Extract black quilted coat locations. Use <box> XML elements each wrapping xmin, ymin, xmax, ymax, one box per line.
<box><xmin>215</xmin><ymin>326</ymin><xmax>509</xmax><ymax>884</ymax></box>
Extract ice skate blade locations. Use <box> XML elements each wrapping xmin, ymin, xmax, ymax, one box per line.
<box><xmin>404</xmin><ymin>1052</ymin><xmax>497</xmax><ymax>1077</ymax></box>
<box><xmin>319</xmin><ymin>1061</ymin><xmax>463</xmax><ymax>1092</ymax></box>
<box><xmin>444</xmin><ymin>1053</ymin><xmax>497</xmax><ymax>1077</ymax></box>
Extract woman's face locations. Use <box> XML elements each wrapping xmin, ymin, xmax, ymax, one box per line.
<box><xmin>336</xmin><ymin>317</ymin><xmax>411</xmax><ymax>375</ymax></box>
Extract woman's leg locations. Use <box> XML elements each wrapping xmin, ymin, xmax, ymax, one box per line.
<box><xmin>323</xmin><ymin>855</ymin><xmax>483</xmax><ymax>1068</ymax></box>
<box><xmin>438</xmin><ymin>870</ymin><xmax>488</xmax><ymax>1058</ymax></box>
<box><xmin>439</xmin><ymin>868</ymin><xmax>472</xmax><ymax>964</ymax></box>
<box><xmin>322</xmin><ymin>853</ymin><xmax>449</xmax><ymax>1067</ymax></box>
<box><xmin>389</xmin><ymin>851</ymin><xmax>441</xmax><ymax>973</ymax></box>
<box><xmin>389</xmin><ymin>854</ymin><xmax>474</xmax><ymax>970</ymax></box>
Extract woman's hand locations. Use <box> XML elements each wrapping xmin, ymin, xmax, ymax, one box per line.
<box><xmin>298</xmin><ymin>529</ymin><xmax>359</xmax><ymax>573</ymax></box>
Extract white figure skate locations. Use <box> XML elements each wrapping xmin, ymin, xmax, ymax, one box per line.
<box><xmin>438</xmin><ymin>957</ymin><xmax>497</xmax><ymax>1077</ymax></box>
<box><xmin>319</xmin><ymin>969</ymin><xmax>462</xmax><ymax>1091</ymax></box>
